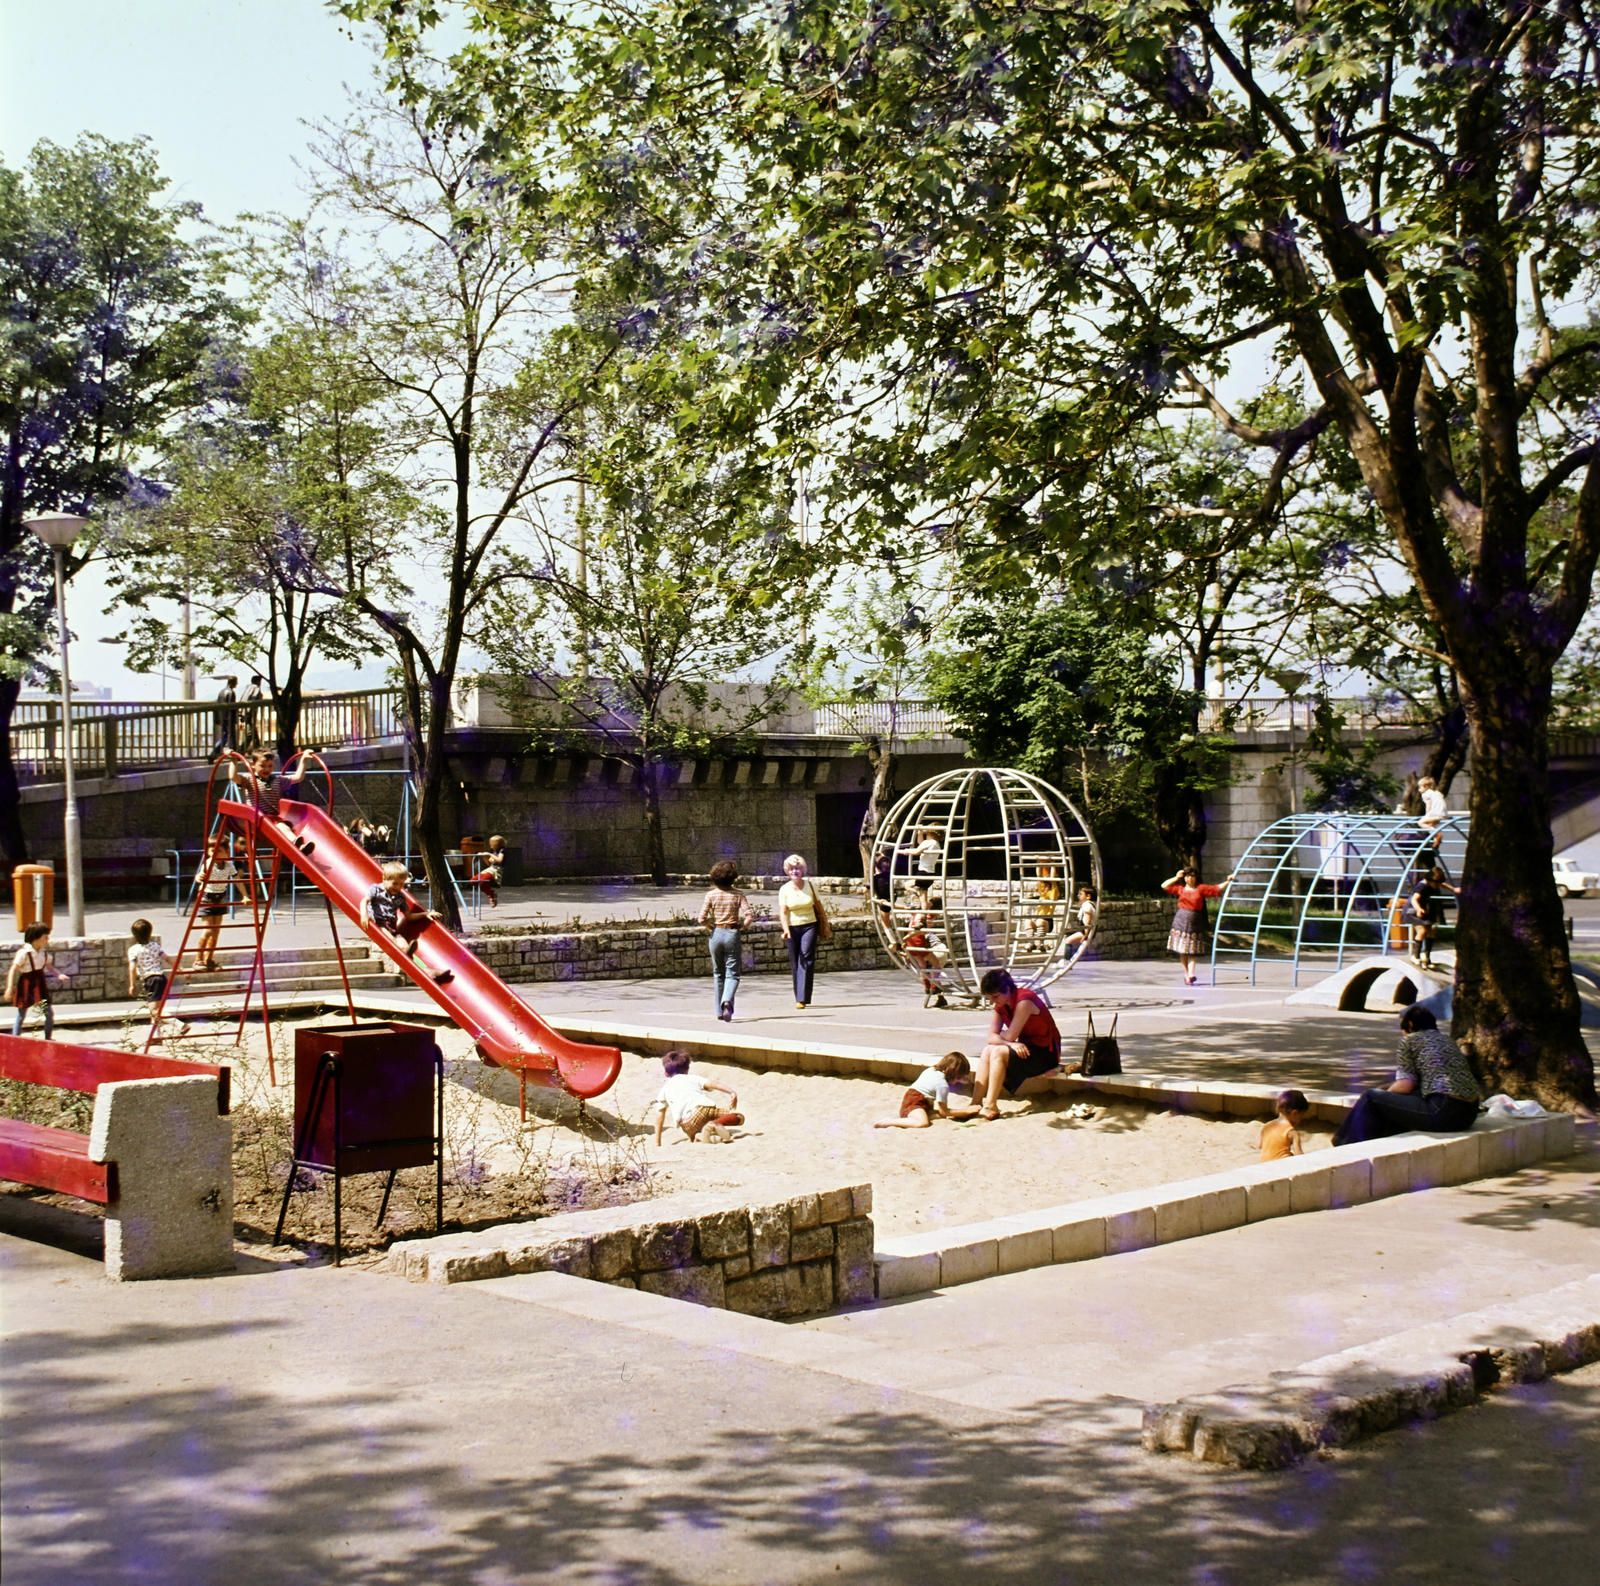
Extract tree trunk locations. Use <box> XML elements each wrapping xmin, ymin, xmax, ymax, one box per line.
<box><xmin>1453</xmin><ymin>670</ymin><xmax>1596</xmax><ymax>1110</ymax></box>
<box><xmin>1425</xmin><ymin>702</ymin><xmax>1470</xmax><ymax>797</ymax></box>
<box><xmin>857</xmin><ymin>735</ymin><xmax>897</xmax><ymax>875</ymax></box>
<box><xmin>415</xmin><ymin>672</ymin><xmax>461</xmax><ymax>931</ymax></box>
<box><xmin>0</xmin><ymin>677</ymin><xmax>28</xmax><ymax>867</ymax></box>
<box><xmin>275</xmin><ymin>677</ymin><xmax>305</xmax><ymax>766</ymax></box>
<box><xmin>640</xmin><ymin>759</ymin><xmax>668</xmax><ymax>885</ymax></box>
<box><xmin>1151</xmin><ymin>764</ymin><xmax>1206</xmax><ymax>874</ymax></box>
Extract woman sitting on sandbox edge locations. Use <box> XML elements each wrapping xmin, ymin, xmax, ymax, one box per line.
<box><xmin>1332</xmin><ymin>1005</ymin><xmax>1479</xmax><ymax>1145</ymax></box>
<box><xmin>971</xmin><ymin>969</ymin><xmax>1063</xmax><ymax>1120</ymax></box>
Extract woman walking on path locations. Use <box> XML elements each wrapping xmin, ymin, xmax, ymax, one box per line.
<box><xmin>1332</xmin><ymin>1006</ymin><xmax>1480</xmax><ymax>1145</ymax></box>
<box><xmin>699</xmin><ymin>860</ymin><xmax>755</xmax><ymax>1021</ymax></box>
<box><xmin>779</xmin><ymin>853</ymin><xmax>831</xmax><ymax>1008</ymax></box>
<box><xmin>1162</xmin><ymin>866</ymin><xmax>1235</xmax><ymax>985</ymax></box>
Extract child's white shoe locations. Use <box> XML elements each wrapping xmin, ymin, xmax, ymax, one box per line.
<box><xmin>701</xmin><ymin>1124</ymin><xmax>733</xmax><ymax>1144</ymax></box>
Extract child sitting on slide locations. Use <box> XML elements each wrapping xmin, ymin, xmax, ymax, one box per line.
<box><xmin>361</xmin><ymin>863</ymin><xmax>454</xmax><ymax>985</ymax></box>
<box><xmin>238</xmin><ymin>751</ymin><xmax>314</xmax><ymax>856</ymax></box>
<box><xmin>652</xmin><ymin>1050</ymin><xmax>744</xmax><ymax>1144</ymax></box>
<box><xmin>874</xmin><ymin>1052</ymin><xmax>980</xmax><ymax>1128</ymax></box>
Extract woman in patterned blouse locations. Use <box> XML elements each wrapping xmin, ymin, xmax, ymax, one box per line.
<box><xmin>699</xmin><ymin>860</ymin><xmax>755</xmax><ymax>1021</ymax></box>
<box><xmin>1332</xmin><ymin>1005</ymin><xmax>1481</xmax><ymax>1145</ymax></box>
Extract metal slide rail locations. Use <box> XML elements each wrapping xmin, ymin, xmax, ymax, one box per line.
<box><xmin>11</xmin><ymin>687</ymin><xmax>403</xmax><ymax>777</ymax></box>
<box><xmin>1209</xmin><ymin>811</ymin><xmax>1470</xmax><ymax>986</ymax></box>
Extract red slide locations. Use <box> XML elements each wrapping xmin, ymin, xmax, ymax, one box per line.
<box><xmin>219</xmin><ymin>796</ymin><xmax>621</xmax><ymax>1099</ymax></box>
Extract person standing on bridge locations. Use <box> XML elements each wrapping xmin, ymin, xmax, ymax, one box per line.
<box><xmin>237</xmin><ymin>674</ymin><xmax>266</xmax><ymax>753</ymax></box>
<box><xmin>1162</xmin><ymin>867</ymin><xmax>1235</xmax><ymax>986</ymax></box>
<box><xmin>210</xmin><ymin>676</ymin><xmax>239</xmax><ymax>757</ymax></box>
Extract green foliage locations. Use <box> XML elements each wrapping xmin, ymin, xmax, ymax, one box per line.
<box><xmin>927</xmin><ymin>601</ymin><xmax>1231</xmax><ymax>841</ymax></box>
<box><xmin>1304</xmin><ymin>700</ymin><xmax>1403</xmax><ymax>814</ymax></box>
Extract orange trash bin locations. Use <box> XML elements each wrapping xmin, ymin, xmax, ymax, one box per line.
<box><xmin>13</xmin><ymin>863</ymin><xmax>54</xmax><ymax>933</ymax></box>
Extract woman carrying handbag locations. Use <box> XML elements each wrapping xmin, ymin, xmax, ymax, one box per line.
<box><xmin>779</xmin><ymin>853</ymin><xmax>831</xmax><ymax>1007</ymax></box>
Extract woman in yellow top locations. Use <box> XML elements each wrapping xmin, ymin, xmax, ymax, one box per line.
<box><xmin>778</xmin><ymin>853</ymin><xmax>830</xmax><ymax>1007</ymax></box>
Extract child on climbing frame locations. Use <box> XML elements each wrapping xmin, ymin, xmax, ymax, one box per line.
<box><xmin>361</xmin><ymin>863</ymin><xmax>455</xmax><ymax>984</ymax></box>
<box><xmin>902</xmin><ymin>913</ymin><xmax>948</xmax><ymax>1008</ymax></box>
<box><xmin>1256</xmin><ymin>1090</ymin><xmax>1309</xmax><ymax>1162</ymax></box>
<box><xmin>6</xmin><ymin>921</ymin><xmax>67</xmax><ymax>1039</ymax></box>
<box><xmin>651</xmin><ymin>1050</ymin><xmax>744</xmax><ymax>1144</ymax></box>
<box><xmin>873</xmin><ymin>1051</ymin><xmax>981</xmax><ymax>1128</ymax></box>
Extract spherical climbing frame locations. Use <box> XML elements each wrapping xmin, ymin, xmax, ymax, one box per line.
<box><xmin>869</xmin><ymin>768</ymin><xmax>1103</xmax><ymax>1002</ymax></box>
<box><xmin>1209</xmin><ymin>811</ymin><xmax>1469</xmax><ymax>986</ymax></box>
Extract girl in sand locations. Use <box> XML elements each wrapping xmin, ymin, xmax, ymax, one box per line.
<box><xmin>874</xmin><ymin>1052</ymin><xmax>980</xmax><ymax>1127</ymax></box>
<box><xmin>1161</xmin><ymin>867</ymin><xmax>1235</xmax><ymax>985</ymax></box>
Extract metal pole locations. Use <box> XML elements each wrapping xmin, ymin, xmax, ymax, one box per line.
<box><xmin>55</xmin><ymin>547</ymin><xmax>85</xmax><ymax>938</ymax></box>
<box><xmin>575</xmin><ymin>475</ymin><xmax>589</xmax><ymax>682</ymax></box>
<box><xmin>180</xmin><ymin>590</ymin><xmax>195</xmax><ymax>699</ymax></box>
<box><xmin>1288</xmin><ymin>694</ymin><xmax>1299</xmax><ymax>816</ymax></box>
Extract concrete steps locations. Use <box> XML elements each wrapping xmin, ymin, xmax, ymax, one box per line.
<box><xmin>165</xmin><ymin>940</ymin><xmax>407</xmax><ymax>997</ymax></box>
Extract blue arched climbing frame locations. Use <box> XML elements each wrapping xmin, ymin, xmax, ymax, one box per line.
<box><xmin>1208</xmin><ymin>812</ymin><xmax>1469</xmax><ymax>986</ymax></box>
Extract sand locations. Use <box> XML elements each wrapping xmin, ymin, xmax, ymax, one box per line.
<box><xmin>498</xmin><ymin>1049</ymin><xmax>1336</xmax><ymax>1239</ymax></box>
<box><xmin>46</xmin><ymin>1017</ymin><xmax>1335</xmax><ymax>1244</ymax></box>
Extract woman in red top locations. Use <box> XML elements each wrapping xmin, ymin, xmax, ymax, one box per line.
<box><xmin>1162</xmin><ymin>867</ymin><xmax>1235</xmax><ymax>985</ymax></box>
<box><xmin>972</xmin><ymin>968</ymin><xmax>1062</xmax><ymax>1119</ymax></box>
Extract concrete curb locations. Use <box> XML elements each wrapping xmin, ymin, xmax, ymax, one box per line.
<box><xmin>1141</xmin><ymin>1271</ymin><xmax>1600</xmax><ymax>1469</ymax></box>
<box><xmin>871</xmin><ymin>1112</ymin><xmax>1576</xmax><ymax>1298</ymax></box>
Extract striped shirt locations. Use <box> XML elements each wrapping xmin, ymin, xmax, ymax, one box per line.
<box><xmin>699</xmin><ymin>887</ymin><xmax>754</xmax><ymax>930</ymax></box>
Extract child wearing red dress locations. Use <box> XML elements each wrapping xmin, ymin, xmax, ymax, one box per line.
<box><xmin>1162</xmin><ymin>867</ymin><xmax>1235</xmax><ymax>985</ymax></box>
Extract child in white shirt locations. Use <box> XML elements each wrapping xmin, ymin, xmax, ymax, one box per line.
<box><xmin>127</xmin><ymin>918</ymin><xmax>188</xmax><ymax>1036</ymax></box>
<box><xmin>652</xmin><ymin>1050</ymin><xmax>744</xmax><ymax>1144</ymax></box>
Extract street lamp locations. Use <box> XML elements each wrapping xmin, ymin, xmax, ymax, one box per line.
<box><xmin>26</xmin><ymin>513</ymin><xmax>91</xmax><ymax>938</ymax></box>
<box><xmin>1268</xmin><ymin>668</ymin><xmax>1313</xmax><ymax>816</ymax></box>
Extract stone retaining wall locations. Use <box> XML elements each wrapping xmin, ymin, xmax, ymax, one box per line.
<box><xmin>384</xmin><ymin>1180</ymin><xmax>876</xmax><ymax>1320</ymax></box>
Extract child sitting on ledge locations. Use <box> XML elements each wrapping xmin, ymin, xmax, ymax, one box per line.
<box><xmin>652</xmin><ymin>1050</ymin><xmax>744</xmax><ymax>1144</ymax></box>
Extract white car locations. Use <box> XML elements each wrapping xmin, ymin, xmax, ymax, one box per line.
<box><xmin>1554</xmin><ymin>857</ymin><xmax>1599</xmax><ymax>898</ymax></box>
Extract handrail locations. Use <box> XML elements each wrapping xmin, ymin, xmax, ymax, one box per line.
<box><xmin>10</xmin><ymin>686</ymin><xmax>404</xmax><ymax>778</ymax></box>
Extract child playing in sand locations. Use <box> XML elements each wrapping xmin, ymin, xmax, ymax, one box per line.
<box><xmin>874</xmin><ymin>1052</ymin><xmax>980</xmax><ymax>1128</ymax></box>
<box><xmin>1062</xmin><ymin>884</ymin><xmax>1098</xmax><ymax>952</ymax></box>
<box><xmin>126</xmin><ymin>919</ymin><xmax>188</xmax><ymax>1036</ymax></box>
<box><xmin>651</xmin><ymin>1050</ymin><xmax>744</xmax><ymax>1144</ymax></box>
<box><xmin>361</xmin><ymin>863</ymin><xmax>455</xmax><ymax>984</ymax></box>
<box><xmin>6</xmin><ymin>922</ymin><xmax>67</xmax><ymax>1039</ymax></box>
<box><xmin>472</xmin><ymin>834</ymin><xmax>507</xmax><ymax>907</ymax></box>
<box><xmin>902</xmin><ymin>913</ymin><xmax>948</xmax><ymax>1008</ymax></box>
<box><xmin>1256</xmin><ymin>1090</ymin><xmax>1309</xmax><ymax>1161</ymax></box>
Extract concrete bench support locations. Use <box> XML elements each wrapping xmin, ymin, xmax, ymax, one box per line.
<box><xmin>90</xmin><ymin>1075</ymin><xmax>235</xmax><ymax>1281</ymax></box>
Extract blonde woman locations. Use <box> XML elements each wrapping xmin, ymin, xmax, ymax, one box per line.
<box><xmin>778</xmin><ymin>853</ymin><xmax>831</xmax><ymax>1007</ymax></box>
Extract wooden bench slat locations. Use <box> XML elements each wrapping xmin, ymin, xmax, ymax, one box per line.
<box><xmin>0</xmin><ymin>1035</ymin><xmax>228</xmax><ymax>1112</ymax></box>
<box><xmin>0</xmin><ymin>1119</ymin><xmax>112</xmax><ymax>1203</ymax></box>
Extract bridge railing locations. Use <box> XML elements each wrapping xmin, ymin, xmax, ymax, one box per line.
<box><xmin>1198</xmin><ymin>694</ymin><xmax>1437</xmax><ymax>734</ymax></box>
<box><xmin>812</xmin><ymin>700</ymin><xmax>956</xmax><ymax>738</ymax></box>
<box><xmin>10</xmin><ymin>688</ymin><xmax>404</xmax><ymax>779</ymax></box>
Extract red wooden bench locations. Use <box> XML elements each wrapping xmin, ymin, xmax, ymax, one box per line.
<box><xmin>0</xmin><ymin>1035</ymin><xmax>233</xmax><ymax>1278</ymax></box>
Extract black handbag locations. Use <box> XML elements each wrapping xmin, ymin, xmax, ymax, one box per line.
<box><xmin>1081</xmin><ymin>1012</ymin><xmax>1122</xmax><ymax>1076</ymax></box>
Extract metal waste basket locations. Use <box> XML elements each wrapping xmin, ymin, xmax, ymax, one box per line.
<box><xmin>13</xmin><ymin>863</ymin><xmax>54</xmax><ymax>932</ymax></box>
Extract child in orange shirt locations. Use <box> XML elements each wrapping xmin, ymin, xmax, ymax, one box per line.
<box><xmin>1256</xmin><ymin>1089</ymin><xmax>1309</xmax><ymax>1161</ymax></box>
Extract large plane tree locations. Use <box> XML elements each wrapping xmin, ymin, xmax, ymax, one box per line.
<box><xmin>355</xmin><ymin>1</ymin><xmax>1600</xmax><ymax>1110</ymax></box>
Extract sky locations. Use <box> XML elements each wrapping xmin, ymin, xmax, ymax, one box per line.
<box><xmin>1</xmin><ymin>0</ymin><xmax>379</xmax><ymax>696</ymax></box>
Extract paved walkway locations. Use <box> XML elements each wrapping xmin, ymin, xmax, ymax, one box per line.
<box><xmin>6</xmin><ymin>1204</ymin><xmax>1599</xmax><ymax>1584</ymax></box>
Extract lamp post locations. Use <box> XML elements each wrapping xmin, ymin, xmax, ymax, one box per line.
<box><xmin>1268</xmin><ymin>668</ymin><xmax>1313</xmax><ymax>815</ymax></box>
<box><xmin>26</xmin><ymin>514</ymin><xmax>91</xmax><ymax>938</ymax></box>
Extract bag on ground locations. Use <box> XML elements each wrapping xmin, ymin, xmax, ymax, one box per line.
<box><xmin>1081</xmin><ymin>1012</ymin><xmax>1122</xmax><ymax>1076</ymax></box>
